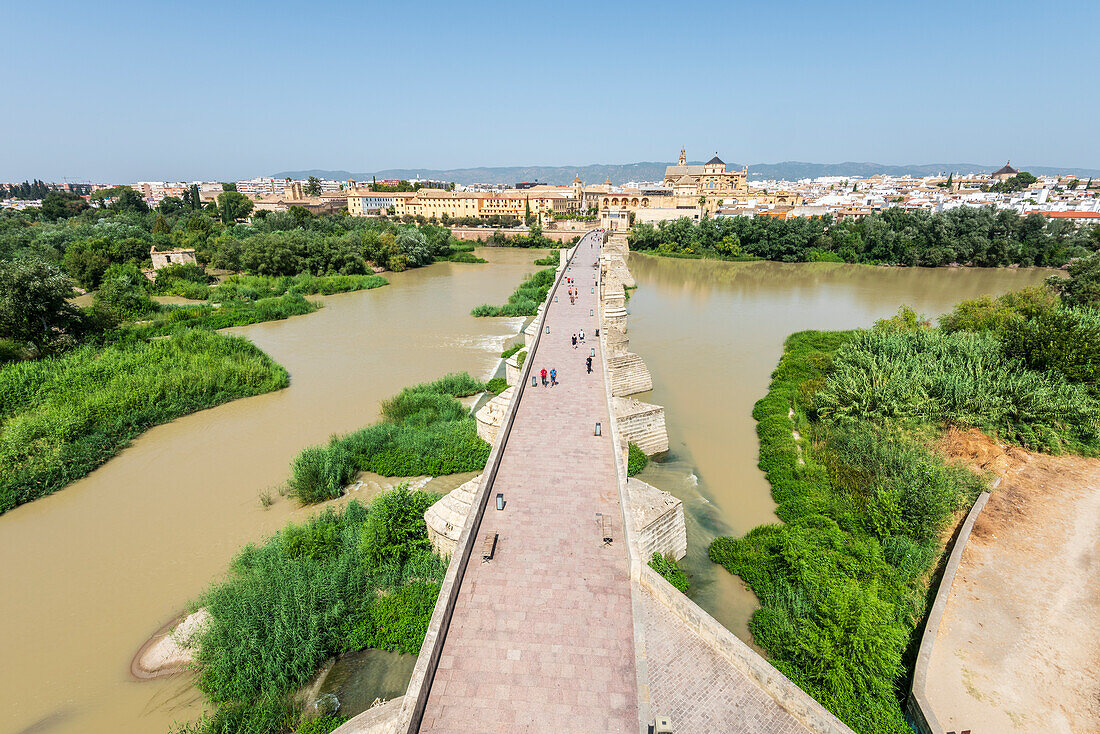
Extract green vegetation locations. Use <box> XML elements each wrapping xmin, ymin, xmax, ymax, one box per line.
<box><xmin>626</xmin><ymin>442</ymin><xmax>649</xmax><ymax>476</ymax></box>
<box><xmin>209</xmin><ymin>273</ymin><xmax>388</xmax><ymax>301</ymax></box>
<box><xmin>445</xmin><ymin>251</ymin><xmax>487</xmax><ymax>263</ymax></box>
<box><xmin>287</xmin><ymin>373</ymin><xmax>489</xmax><ymax>503</ymax></box>
<box><xmin>0</xmin><ymin>330</ymin><xmax>288</xmax><ymax>514</ymax></box>
<box><xmin>533</xmin><ymin>250</ymin><xmax>560</xmax><ymax>266</ymax></box>
<box><xmin>649</xmin><ymin>553</ymin><xmax>689</xmax><ymax>593</ymax></box>
<box><xmin>486</xmin><ymin>377</ymin><xmax>508</xmax><ymax>395</ymax></box>
<box><xmin>629</xmin><ymin>207</ymin><xmax>1099</xmax><ymax>267</ymax></box>
<box><xmin>708</xmin><ymin>284</ymin><xmax>1100</xmax><ymax>733</ymax></box>
<box><xmin>180</xmin><ymin>488</ymin><xmax>445</xmax><ymax>734</ymax></box>
<box><xmin>500</xmin><ymin>342</ymin><xmax>524</xmax><ymax>359</ymax></box>
<box><xmin>471</xmin><ymin>268</ymin><xmax>555</xmax><ymax>317</ymax></box>
<box><xmin>135</xmin><ymin>294</ymin><xmax>321</xmax><ymax>336</ymax></box>
<box><xmin>515</xmin><ymin>350</ymin><xmax>527</xmax><ymax>370</ymax></box>
<box><xmin>984</xmin><ymin>171</ymin><xmax>1038</xmax><ymax>193</ymax></box>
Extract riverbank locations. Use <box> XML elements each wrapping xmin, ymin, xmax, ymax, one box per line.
<box><xmin>707</xmin><ymin>288</ymin><xmax>1099</xmax><ymax>733</ymax></box>
<box><xmin>0</xmin><ymin>248</ymin><xmax>541</xmax><ymax>734</ymax></box>
<box><xmin>624</xmin><ymin>253</ymin><xmax>1055</xmax><ymax>644</ymax></box>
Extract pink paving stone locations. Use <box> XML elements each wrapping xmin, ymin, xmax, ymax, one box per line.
<box><xmin>421</xmin><ymin>234</ymin><xmax>638</xmax><ymax>733</ymax></box>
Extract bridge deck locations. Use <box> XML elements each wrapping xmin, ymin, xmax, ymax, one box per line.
<box><xmin>420</xmin><ymin>235</ymin><xmax>638</xmax><ymax>733</ymax></box>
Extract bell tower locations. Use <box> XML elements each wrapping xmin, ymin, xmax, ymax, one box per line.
<box><xmin>678</xmin><ymin>147</ymin><xmax>686</xmax><ymax>166</ymax></box>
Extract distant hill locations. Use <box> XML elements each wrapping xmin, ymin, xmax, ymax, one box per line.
<box><xmin>274</xmin><ymin>161</ymin><xmax>1100</xmax><ymax>186</ymax></box>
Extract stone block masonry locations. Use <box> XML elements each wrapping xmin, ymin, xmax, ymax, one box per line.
<box><xmin>627</xmin><ymin>478</ymin><xmax>687</xmax><ymax>562</ymax></box>
<box><xmin>608</xmin><ymin>352</ymin><xmax>653</xmax><ymax>397</ymax></box>
<box><xmin>613</xmin><ymin>396</ymin><xmax>669</xmax><ymax>456</ymax></box>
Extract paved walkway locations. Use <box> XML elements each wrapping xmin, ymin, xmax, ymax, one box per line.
<box><xmin>640</xmin><ymin>588</ymin><xmax>812</xmax><ymax>734</ymax></box>
<box><xmin>420</xmin><ymin>234</ymin><xmax>639</xmax><ymax>733</ymax></box>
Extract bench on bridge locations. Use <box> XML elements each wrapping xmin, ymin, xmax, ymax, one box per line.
<box><xmin>481</xmin><ymin>532</ymin><xmax>498</xmax><ymax>562</ymax></box>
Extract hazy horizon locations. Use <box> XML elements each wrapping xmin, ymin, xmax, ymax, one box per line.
<box><xmin>3</xmin><ymin>1</ymin><xmax>1098</xmax><ymax>182</ymax></box>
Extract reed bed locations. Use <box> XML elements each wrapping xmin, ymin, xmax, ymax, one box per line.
<box><xmin>0</xmin><ymin>329</ymin><xmax>288</xmax><ymax>514</ymax></box>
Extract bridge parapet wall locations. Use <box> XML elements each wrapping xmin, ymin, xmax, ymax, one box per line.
<box><xmin>597</xmin><ymin>236</ymin><xmax>857</xmax><ymax>734</ymax></box>
<box><xmin>389</xmin><ymin>241</ymin><xmax>582</xmax><ymax>734</ymax></box>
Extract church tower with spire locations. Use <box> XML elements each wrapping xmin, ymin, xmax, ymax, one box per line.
<box><xmin>678</xmin><ymin>147</ymin><xmax>687</xmax><ymax>166</ymax></box>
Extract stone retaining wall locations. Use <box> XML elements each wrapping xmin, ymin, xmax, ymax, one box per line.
<box><xmin>448</xmin><ymin>226</ymin><xmax>581</xmax><ymax>243</ymax></box>
<box><xmin>906</xmin><ymin>491</ymin><xmax>991</xmax><ymax>734</ymax></box>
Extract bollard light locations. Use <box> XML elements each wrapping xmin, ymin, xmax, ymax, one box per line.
<box><xmin>532</xmin><ymin>376</ymin><xmax>537</xmax><ymax>387</ymax></box>
<box><xmin>590</xmin><ymin>309</ymin><xmax>594</xmax><ymax>316</ymax></box>
<box><xmin>554</xmin><ymin>296</ymin><xmax>558</xmax><ymax>302</ymax></box>
<box><xmin>591</xmin><ymin>287</ymin><xmax>594</xmax><ymax>293</ymax></box>
<box><xmin>594</xmin><ymin>422</ymin><xmax>602</xmax><ymax>436</ymax></box>
<box><xmin>590</xmin><ymin>348</ymin><xmax>595</xmax><ymax>357</ymax></box>
<box><xmin>496</xmin><ymin>493</ymin><xmax>504</xmax><ymax>511</ymax></box>
<box><xmin>545</xmin><ymin>325</ymin><xmax>550</xmax><ymax>334</ymax></box>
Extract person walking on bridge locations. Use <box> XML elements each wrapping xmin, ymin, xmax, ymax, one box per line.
<box><xmin>540</xmin><ymin>367</ymin><xmax>548</xmax><ymax>387</ymax></box>
<box><xmin>572</xmin><ymin>334</ymin><xmax>577</xmax><ymax>349</ymax></box>
<box><xmin>579</xmin><ymin>329</ymin><xmax>585</xmax><ymax>343</ymax></box>
<box><xmin>550</xmin><ymin>368</ymin><xmax>558</xmax><ymax>387</ymax></box>
<box><xmin>586</xmin><ymin>356</ymin><xmax>593</xmax><ymax>374</ymax></box>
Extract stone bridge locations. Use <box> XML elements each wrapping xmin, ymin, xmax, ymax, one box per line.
<box><xmin>334</xmin><ymin>231</ymin><xmax>855</xmax><ymax>734</ymax></box>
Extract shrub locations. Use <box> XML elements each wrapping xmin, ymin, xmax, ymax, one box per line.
<box><xmin>627</xmin><ymin>442</ymin><xmax>648</xmax><ymax>476</ymax></box>
<box><xmin>500</xmin><ymin>343</ymin><xmax>524</xmax><ymax>359</ymax></box>
<box><xmin>184</xmin><ymin>493</ymin><xmax>445</xmax><ymax>734</ymax></box>
<box><xmin>471</xmin><ymin>268</ymin><xmax>555</xmax><ymax>317</ymax></box>
<box><xmin>533</xmin><ymin>250</ymin><xmax>561</xmax><ymax>266</ymax></box>
<box><xmin>486</xmin><ymin>377</ymin><xmax>507</xmax><ymax>395</ymax></box>
<box><xmin>708</xmin><ymin>329</ymin><xmax>994</xmax><ymax>733</ymax></box>
<box><xmin>649</xmin><ymin>553</ymin><xmax>688</xmax><ymax>592</ymax></box>
<box><xmin>94</xmin><ymin>263</ymin><xmax>158</xmax><ymax>320</ymax></box>
<box><xmin>287</xmin><ymin>374</ymin><xmax>489</xmax><ymax>503</ymax></box>
<box><xmin>293</xmin><ymin>717</ymin><xmax>345</xmax><ymax>734</ymax></box>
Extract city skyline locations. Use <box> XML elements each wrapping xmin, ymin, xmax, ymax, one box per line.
<box><xmin>3</xmin><ymin>0</ymin><xmax>1099</xmax><ymax>182</ymax></box>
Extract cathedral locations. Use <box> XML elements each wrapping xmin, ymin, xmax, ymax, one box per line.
<box><xmin>662</xmin><ymin>148</ymin><xmax>749</xmax><ymax>202</ymax></box>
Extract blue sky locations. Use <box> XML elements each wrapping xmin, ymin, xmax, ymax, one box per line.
<box><xmin>3</xmin><ymin>0</ymin><xmax>1097</xmax><ymax>182</ymax></box>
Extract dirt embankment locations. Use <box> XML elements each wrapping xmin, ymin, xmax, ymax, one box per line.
<box><xmin>928</xmin><ymin>427</ymin><xmax>1100</xmax><ymax>733</ymax></box>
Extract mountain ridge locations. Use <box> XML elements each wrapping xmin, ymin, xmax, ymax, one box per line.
<box><xmin>272</xmin><ymin>161</ymin><xmax>1100</xmax><ymax>186</ymax></box>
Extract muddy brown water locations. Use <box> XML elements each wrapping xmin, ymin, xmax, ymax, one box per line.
<box><xmin>0</xmin><ymin>248</ymin><xmax>544</xmax><ymax>734</ymax></box>
<box><xmin>625</xmin><ymin>254</ymin><xmax>1054</xmax><ymax>642</ymax></box>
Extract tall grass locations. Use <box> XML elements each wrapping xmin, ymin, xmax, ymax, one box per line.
<box><xmin>287</xmin><ymin>373</ymin><xmax>488</xmax><ymax>503</ymax></box>
<box><xmin>0</xmin><ymin>330</ymin><xmax>288</xmax><ymax>513</ymax></box>
<box><xmin>183</xmin><ymin>489</ymin><xmax>445</xmax><ymax>734</ymax></box>
<box><xmin>815</xmin><ymin>329</ymin><xmax>1100</xmax><ymax>454</ymax></box>
<box><xmin>709</xmin><ymin>331</ymin><xmax>988</xmax><ymax>734</ymax></box>
<box><xmin>471</xmin><ymin>267</ymin><xmax>555</xmax><ymax>317</ymax></box>
<box><xmin>209</xmin><ymin>273</ymin><xmax>388</xmax><ymax>302</ymax></box>
<box><xmin>137</xmin><ymin>293</ymin><xmax>320</xmax><ymax>335</ymax></box>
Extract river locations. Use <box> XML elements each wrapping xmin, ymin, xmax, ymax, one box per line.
<box><xmin>0</xmin><ymin>248</ymin><xmax>544</xmax><ymax>734</ymax></box>
<box><xmin>625</xmin><ymin>254</ymin><xmax>1053</xmax><ymax>642</ymax></box>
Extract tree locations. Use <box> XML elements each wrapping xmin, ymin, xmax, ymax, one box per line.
<box><xmin>0</xmin><ymin>258</ymin><xmax>83</xmax><ymax>353</ymax></box>
<box><xmin>62</xmin><ymin>238</ymin><xmax>113</xmax><ymax>289</ymax></box>
<box><xmin>305</xmin><ymin>176</ymin><xmax>322</xmax><ymax>197</ymax></box>
<box><xmin>158</xmin><ymin>196</ymin><xmax>184</xmax><ymax>215</ymax></box>
<box><xmin>40</xmin><ymin>191</ymin><xmax>89</xmax><ymax>220</ymax></box>
<box><xmin>217</xmin><ymin>191</ymin><xmax>254</xmax><ymax>223</ymax></box>
<box><xmin>94</xmin><ymin>263</ymin><xmax>156</xmax><ymax>320</ymax></box>
<box><xmin>152</xmin><ymin>214</ymin><xmax>172</xmax><ymax>235</ymax></box>
<box><xmin>221</xmin><ymin>182</ymin><xmax>238</xmax><ymax>192</ymax></box>
<box><xmin>1049</xmin><ymin>251</ymin><xmax>1100</xmax><ymax>308</ymax></box>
